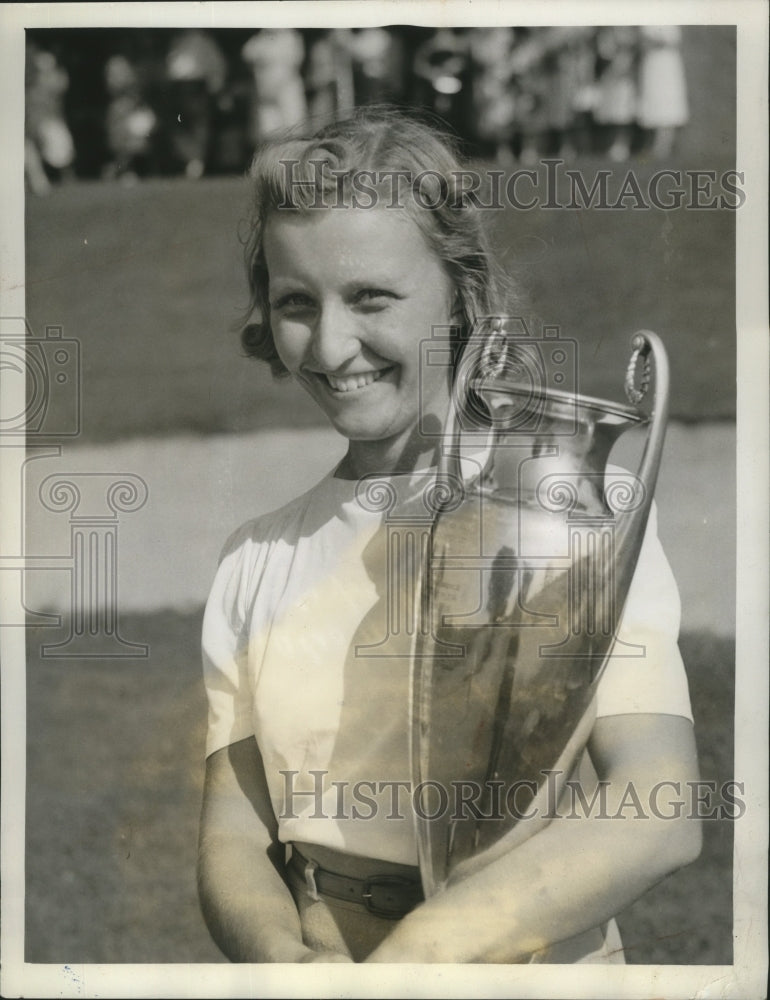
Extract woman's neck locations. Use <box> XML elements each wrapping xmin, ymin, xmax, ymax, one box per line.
<box><xmin>335</xmin><ymin>434</ymin><xmax>444</xmax><ymax>481</ymax></box>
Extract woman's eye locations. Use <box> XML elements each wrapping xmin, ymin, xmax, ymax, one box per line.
<box><xmin>353</xmin><ymin>288</ymin><xmax>397</xmax><ymax>308</ymax></box>
<box><xmin>272</xmin><ymin>293</ymin><xmax>314</xmax><ymax>312</ymax></box>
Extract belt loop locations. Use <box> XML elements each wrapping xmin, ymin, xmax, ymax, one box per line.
<box><xmin>304</xmin><ymin>857</ymin><xmax>319</xmax><ymax>902</ymax></box>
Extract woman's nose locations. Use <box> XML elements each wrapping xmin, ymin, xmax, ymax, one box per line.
<box><xmin>309</xmin><ymin>302</ymin><xmax>360</xmax><ymax>371</ymax></box>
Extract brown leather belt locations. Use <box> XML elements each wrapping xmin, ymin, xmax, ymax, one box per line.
<box><xmin>288</xmin><ymin>846</ymin><xmax>424</xmax><ymax>920</ymax></box>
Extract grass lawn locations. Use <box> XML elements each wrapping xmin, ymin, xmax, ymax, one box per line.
<box><xmin>25</xmin><ymin>612</ymin><xmax>733</xmax><ymax>965</ymax></box>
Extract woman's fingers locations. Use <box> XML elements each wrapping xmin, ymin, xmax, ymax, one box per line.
<box><xmin>299</xmin><ymin>950</ymin><xmax>355</xmax><ymax>963</ymax></box>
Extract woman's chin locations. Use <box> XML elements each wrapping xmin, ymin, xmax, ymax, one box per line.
<box><xmin>320</xmin><ymin>400</ymin><xmax>401</xmax><ymax>443</ymax></box>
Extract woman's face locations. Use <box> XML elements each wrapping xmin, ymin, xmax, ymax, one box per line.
<box><xmin>263</xmin><ymin>206</ymin><xmax>456</xmax><ymax>467</ymax></box>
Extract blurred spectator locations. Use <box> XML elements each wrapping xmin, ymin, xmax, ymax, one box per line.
<box><xmin>637</xmin><ymin>25</ymin><xmax>689</xmax><ymax>159</ymax></box>
<box><xmin>541</xmin><ymin>27</ymin><xmax>597</xmax><ymax>159</ymax></box>
<box><xmin>509</xmin><ymin>29</ymin><xmax>549</xmax><ymax>165</ymax></box>
<box><xmin>346</xmin><ymin>28</ymin><xmax>406</xmax><ymax>106</ymax></box>
<box><xmin>241</xmin><ymin>29</ymin><xmax>307</xmax><ymax>144</ymax></box>
<box><xmin>165</xmin><ymin>29</ymin><xmax>227</xmax><ymax>178</ymax></box>
<box><xmin>413</xmin><ymin>28</ymin><xmax>470</xmax><ymax>136</ymax></box>
<box><xmin>467</xmin><ymin>28</ymin><xmax>517</xmax><ymax>164</ymax></box>
<box><xmin>593</xmin><ymin>26</ymin><xmax>638</xmax><ymax>162</ymax></box>
<box><xmin>305</xmin><ymin>29</ymin><xmax>373</xmax><ymax>123</ymax></box>
<box><xmin>305</xmin><ymin>30</ymin><xmax>342</xmax><ymax>123</ymax></box>
<box><xmin>24</xmin><ymin>25</ymin><xmax>694</xmax><ymax>182</ymax></box>
<box><xmin>25</xmin><ymin>43</ymin><xmax>76</xmax><ymax>195</ymax></box>
<box><xmin>206</xmin><ymin>75</ymin><xmax>253</xmax><ymax>175</ymax></box>
<box><xmin>331</xmin><ymin>30</ymin><xmax>356</xmax><ymax>112</ymax></box>
<box><xmin>103</xmin><ymin>54</ymin><xmax>158</xmax><ymax>182</ymax></box>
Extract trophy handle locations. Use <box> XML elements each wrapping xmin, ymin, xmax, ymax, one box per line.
<box><xmin>437</xmin><ymin>328</ymin><xmax>670</xmax><ymax>530</ymax></box>
<box><xmin>612</xmin><ymin>330</ymin><xmax>670</xmax><ymax>586</ymax></box>
<box><xmin>434</xmin><ymin>323</ymin><xmax>502</xmax><ymax>501</ymax></box>
<box><xmin>624</xmin><ymin>329</ymin><xmax>670</xmax><ymax>505</ymax></box>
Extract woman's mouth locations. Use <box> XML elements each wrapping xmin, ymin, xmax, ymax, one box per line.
<box><xmin>323</xmin><ymin>368</ymin><xmax>391</xmax><ymax>393</ymax></box>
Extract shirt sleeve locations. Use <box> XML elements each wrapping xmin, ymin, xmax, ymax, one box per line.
<box><xmin>595</xmin><ymin>501</ymin><xmax>693</xmax><ymax>721</ymax></box>
<box><xmin>201</xmin><ymin>536</ymin><xmax>257</xmax><ymax>758</ymax></box>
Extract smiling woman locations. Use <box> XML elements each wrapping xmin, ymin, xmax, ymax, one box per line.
<box><xmin>196</xmin><ymin>107</ymin><xmax>701</xmax><ymax>965</ymax></box>
<box><xmin>263</xmin><ymin>207</ymin><xmax>456</xmax><ymax>476</ymax></box>
<box><xmin>238</xmin><ymin>110</ymin><xmax>506</xmax><ymax>479</ymax></box>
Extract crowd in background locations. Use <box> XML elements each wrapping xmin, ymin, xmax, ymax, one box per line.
<box><xmin>25</xmin><ymin>26</ymin><xmax>690</xmax><ymax>193</ymax></box>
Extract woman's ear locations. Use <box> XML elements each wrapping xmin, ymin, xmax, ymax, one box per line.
<box><xmin>450</xmin><ymin>290</ymin><xmax>464</xmax><ymax>320</ymax></box>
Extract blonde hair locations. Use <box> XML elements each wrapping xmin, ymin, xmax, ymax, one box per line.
<box><xmin>241</xmin><ymin>107</ymin><xmax>512</xmax><ymax>376</ymax></box>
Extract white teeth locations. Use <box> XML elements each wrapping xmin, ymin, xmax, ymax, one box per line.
<box><xmin>326</xmin><ymin>370</ymin><xmax>386</xmax><ymax>392</ymax></box>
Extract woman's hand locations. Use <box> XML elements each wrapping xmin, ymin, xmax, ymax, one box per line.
<box><xmin>364</xmin><ymin>713</ymin><xmax>701</xmax><ymax>964</ymax></box>
<box><xmin>298</xmin><ymin>950</ymin><xmax>355</xmax><ymax>963</ymax></box>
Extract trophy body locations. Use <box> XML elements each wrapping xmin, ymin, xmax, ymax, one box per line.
<box><xmin>411</xmin><ymin>328</ymin><xmax>669</xmax><ymax>895</ymax></box>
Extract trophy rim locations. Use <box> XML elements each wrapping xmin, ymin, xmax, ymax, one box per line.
<box><xmin>472</xmin><ymin>378</ymin><xmax>647</xmax><ymax>424</ymax></box>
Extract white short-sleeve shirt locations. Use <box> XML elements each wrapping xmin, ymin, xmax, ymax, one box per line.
<box><xmin>202</xmin><ymin>468</ymin><xmax>692</xmax><ymax>865</ymax></box>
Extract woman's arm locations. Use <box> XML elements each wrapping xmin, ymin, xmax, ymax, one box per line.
<box><xmin>197</xmin><ymin>736</ymin><xmax>352</xmax><ymax>963</ymax></box>
<box><xmin>366</xmin><ymin>712</ymin><xmax>702</xmax><ymax>963</ymax></box>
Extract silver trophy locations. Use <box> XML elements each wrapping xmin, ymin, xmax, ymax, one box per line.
<box><xmin>410</xmin><ymin>324</ymin><xmax>670</xmax><ymax>895</ymax></box>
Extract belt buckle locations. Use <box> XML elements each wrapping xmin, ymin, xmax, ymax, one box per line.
<box><xmin>361</xmin><ymin>875</ymin><xmax>420</xmax><ymax>920</ymax></box>
<box><xmin>303</xmin><ymin>857</ymin><xmax>320</xmax><ymax>902</ymax></box>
